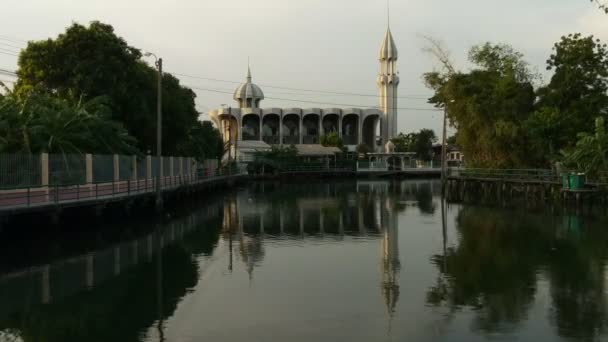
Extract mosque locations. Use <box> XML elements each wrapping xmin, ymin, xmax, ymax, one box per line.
<box><xmin>208</xmin><ymin>25</ymin><xmax>400</xmax><ymax>158</ymax></box>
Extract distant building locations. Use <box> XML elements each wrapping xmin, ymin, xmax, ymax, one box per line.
<box><xmin>209</xmin><ymin>25</ymin><xmax>401</xmax><ymax>159</ymax></box>
<box><xmin>432</xmin><ymin>143</ymin><xmax>464</xmax><ymax>167</ymax></box>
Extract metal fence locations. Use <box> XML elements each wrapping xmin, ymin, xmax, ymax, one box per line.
<box><xmin>93</xmin><ymin>154</ymin><xmax>114</xmax><ymax>183</ymax></box>
<box><xmin>0</xmin><ymin>153</ymin><xmax>240</xmax><ymax>209</ymax></box>
<box><xmin>0</xmin><ymin>154</ymin><xmax>41</xmax><ymax>188</ymax></box>
<box><xmin>49</xmin><ymin>154</ymin><xmax>86</xmax><ymax>186</ymax></box>
<box><xmin>449</xmin><ymin>168</ymin><xmax>558</xmax><ymax>183</ymax></box>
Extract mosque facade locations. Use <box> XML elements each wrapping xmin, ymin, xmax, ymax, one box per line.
<box><xmin>208</xmin><ymin>27</ymin><xmax>400</xmax><ymax>153</ymax></box>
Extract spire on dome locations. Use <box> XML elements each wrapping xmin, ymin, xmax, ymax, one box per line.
<box><xmin>233</xmin><ymin>63</ymin><xmax>264</xmax><ymax>108</ymax></box>
<box><xmin>379</xmin><ymin>28</ymin><xmax>398</xmax><ymax>61</ymax></box>
<box><xmin>247</xmin><ymin>58</ymin><xmax>252</xmax><ymax>82</ymax></box>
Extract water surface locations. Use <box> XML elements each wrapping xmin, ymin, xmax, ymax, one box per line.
<box><xmin>1</xmin><ymin>180</ymin><xmax>608</xmax><ymax>341</ymax></box>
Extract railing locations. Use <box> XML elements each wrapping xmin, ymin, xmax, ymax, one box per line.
<box><xmin>342</xmin><ymin>135</ymin><xmax>358</xmax><ymax>145</ymax></box>
<box><xmin>251</xmin><ymin>158</ymin><xmax>356</xmax><ymax>173</ymax></box>
<box><xmin>282</xmin><ymin>136</ymin><xmax>299</xmax><ymax>145</ymax></box>
<box><xmin>0</xmin><ymin>153</ymin><xmax>242</xmax><ymax>210</ymax></box>
<box><xmin>262</xmin><ymin>136</ymin><xmax>280</xmax><ymax>145</ymax></box>
<box><xmin>242</xmin><ymin>133</ymin><xmax>260</xmax><ymax>141</ymax></box>
<box><xmin>357</xmin><ymin>161</ymin><xmax>388</xmax><ymax>172</ymax></box>
<box><xmin>280</xmin><ymin>163</ymin><xmax>355</xmax><ymax>173</ymax></box>
<box><xmin>302</xmin><ymin>136</ymin><xmax>318</xmax><ymax>144</ymax></box>
<box><xmin>447</xmin><ymin>168</ymin><xmax>558</xmax><ymax>183</ymax></box>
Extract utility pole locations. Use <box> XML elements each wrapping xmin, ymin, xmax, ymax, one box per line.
<box><xmin>156</xmin><ymin>58</ymin><xmax>163</xmax><ymax>211</ymax></box>
<box><xmin>145</xmin><ymin>52</ymin><xmax>163</xmax><ymax>212</ymax></box>
<box><xmin>441</xmin><ymin>104</ymin><xmax>448</xmax><ymax>195</ymax></box>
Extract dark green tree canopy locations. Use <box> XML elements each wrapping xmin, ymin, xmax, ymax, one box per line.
<box><xmin>531</xmin><ymin>34</ymin><xmax>608</xmax><ymax>158</ymax></box>
<box><xmin>391</xmin><ymin>129</ymin><xmax>437</xmax><ymax>160</ymax></box>
<box><xmin>425</xmin><ymin>43</ymin><xmax>536</xmax><ymax>168</ymax></box>
<box><xmin>15</xmin><ymin>21</ymin><xmax>202</xmax><ymax>156</ymax></box>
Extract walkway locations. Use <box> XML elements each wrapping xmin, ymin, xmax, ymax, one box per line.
<box><xmin>0</xmin><ymin>172</ymin><xmax>246</xmax><ymax>216</ymax></box>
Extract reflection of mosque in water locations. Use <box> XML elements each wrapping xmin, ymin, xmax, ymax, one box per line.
<box><xmin>222</xmin><ymin>180</ymin><xmax>416</xmax><ymax>316</ymax></box>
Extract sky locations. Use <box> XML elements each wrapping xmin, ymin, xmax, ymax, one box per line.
<box><xmin>1</xmin><ymin>0</ymin><xmax>608</xmax><ymax>135</ymax></box>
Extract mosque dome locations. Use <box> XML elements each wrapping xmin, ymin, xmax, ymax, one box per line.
<box><xmin>379</xmin><ymin>28</ymin><xmax>398</xmax><ymax>61</ymax></box>
<box><xmin>233</xmin><ymin>66</ymin><xmax>264</xmax><ymax>108</ymax></box>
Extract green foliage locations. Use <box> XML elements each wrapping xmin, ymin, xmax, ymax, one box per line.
<box><xmin>176</xmin><ymin>121</ymin><xmax>223</xmax><ymax>161</ymax></box>
<box><xmin>591</xmin><ymin>0</ymin><xmax>608</xmax><ymax>14</ymax></box>
<box><xmin>15</xmin><ymin>21</ymin><xmax>199</xmax><ymax>155</ymax></box>
<box><xmin>391</xmin><ymin>129</ymin><xmax>437</xmax><ymax>160</ymax></box>
<box><xmin>255</xmin><ymin>145</ymin><xmax>298</xmax><ymax>162</ymax></box>
<box><xmin>0</xmin><ymin>89</ymin><xmax>137</xmax><ymax>155</ymax></box>
<box><xmin>320</xmin><ymin>132</ymin><xmax>344</xmax><ymax>149</ymax></box>
<box><xmin>425</xmin><ymin>43</ymin><xmax>537</xmax><ymax>168</ymax></box>
<box><xmin>391</xmin><ymin>133</ymin><xmax>414</xmax><ymax>152</ymax></box>
<box><xmin>533</xmin><ymin>34</ymin><xmax>608</xmax><ymax>156</ymax></box>
<box><xmin>447</xmin><ymin>135</ymin><xmax>457</xmax><ymax>145</ymax></box>
<box><xmin>562</xmin><ymin>117</ymin><xmax>608</xmax><ymax>177</ymax></box>
<box><xmin>356</xmin><ymin>143</ymin><xmax>372</xmax><ymax>155</ymax></box>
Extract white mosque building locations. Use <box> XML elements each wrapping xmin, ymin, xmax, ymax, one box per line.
<box><xmin>209</xmin><ymin>26</ymin><xmax>400</xmax><ymax>157</ymax></box>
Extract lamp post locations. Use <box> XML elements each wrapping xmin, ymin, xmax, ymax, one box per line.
<box><xmin>441</xmin><ymin>99</ymin><xmax>455</xmax><ymax>196</ymax></box>
<box><xmin>145</xmin><ymin>52</ymin><xmax>163</xmax><ymax>211</ymax></box>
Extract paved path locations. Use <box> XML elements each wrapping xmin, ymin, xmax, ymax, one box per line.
<box><xmin>0</xmin><ymin>174</ymin><xmax>246</xmax><ymax>216</ymax></box>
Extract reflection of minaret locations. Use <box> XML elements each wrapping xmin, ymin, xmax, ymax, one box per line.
<box><xmin>380</xmin><ymin>195</ymin><xmax>400</xmax><ymax>317</ymax></box>
<box><xmin>238</xmin><ymin>218</ymin><xmax>265</xmax><ymax>282</ymax></box>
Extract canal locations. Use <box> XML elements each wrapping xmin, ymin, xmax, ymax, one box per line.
<box><xmin>1</xmin><ymin>179</ymin><xmax>608</xmax><ymax>341</ymax></box>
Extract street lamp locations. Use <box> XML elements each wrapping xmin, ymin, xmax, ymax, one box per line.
<box><xmin>145</xmin><ymin>52</ymin><xmax>163</xmax><ymax>211</ymax></box>
<box><xmin>441</xmin><ymin>99</ymin><xmax>455</xmax><ymax>195</ymax></box>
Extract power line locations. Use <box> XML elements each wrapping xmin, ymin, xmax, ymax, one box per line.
<box><xmin>186</xmin><ymin>84</ymin><xmax>440</xmax><ymax>111</ymax></box>
<box><xmin>0</xmin><ymin>68</ymin><xmax>17</xmax><ymax>76</ymax></box>
<box><xmin>0</xmin><ymin>42</ymin><xmax>22</xmax><ymax>50</ymax></box>
<box><xmin>0</xmin><ymin>35</ymin><xmax>27</xmax><ymax>44</ymax></box>
<box><xmin>0</xmin><ymin>50</ymin><xmax>18</xmax><ymax>57</ymax></box>
<box><xmin>171</xmin><ymin>71</ymin><xmax>432</xmax><ymax>100</ymax></box>
<box><xmin>0</xmin><ymin>67</ymin><xmax>439</xmax><ymax>111</ymax></box>
<box><xmin>189</xmin><ymin>83</ymin><xmax>430</xmax><ymax>101</ymax></box>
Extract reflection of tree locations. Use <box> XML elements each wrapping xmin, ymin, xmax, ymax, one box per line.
<box><xmin>0</xmin><ymin>245</ymin><xmax>197</xmax><ymax>342</ymax></box>
<box><xmin>548</xmin><ymin>224</ymin><xmax>608</xmax><ymax>340</ymax></box>
<box><xmin>0</xmin><ymin>216</ymin><xmax>222</xmax><ymax>342</ymax></box>
<box><xmin>412</xmin><ymin>183</ymin><xmax>436</xmax><ymax>214</ymax></box>
<box><xmin>427</xmin><ymin>206</ymin><xmax>608</xmax><ymax>339</ymax></box>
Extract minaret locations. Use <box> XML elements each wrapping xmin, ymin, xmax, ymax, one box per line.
<box><xmin>380</xmin><ymin>195</ymin><xmax>400</xmax><ymax>317</ymax></box>
<box><xmin>377</xmin><ymin>20</ymin><xmax>399</xmax><ymax>145</ymax></box>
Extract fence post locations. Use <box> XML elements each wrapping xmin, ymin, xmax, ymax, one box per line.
<box><xmin>146</xmin><ymin>154</ymin><xmax>152</xmax><ymax>191</ymax></box>
<box><xmin>86</xmin><ymin>154</ymin><xmax>93</xmax><ymax>198</ymax></box>
<box><xmin>41</xmin><ymin>153</ymin><xmax>49</xmax><ymax>202</ymax></box>
<box><xmin>179</xmin><ymin>156</ymin><xmax>184</xmax><ymax>177</ymax></box>
<box><xmin>131</xmin><ymin>155</ymin><xmax>138</xmax><ymax>193</ymax></box>
<box><xmin>169</xmin><ymin>157</ymin><xmax>174</xmax><ymax>186</ymax></box>
<box><xmin>112</xmin><ymin>154</ymin><xmax>120</xmax><ymax>194</ymax></box>
<box><xmin>159</xmin><ymin>157</ymin><xmax>164</xmax><ymax>190</ymax></box>
<box><xmin>131</xmin><ymin>155</ymin><xmax>137</xmax><ymax>181</ymax></box>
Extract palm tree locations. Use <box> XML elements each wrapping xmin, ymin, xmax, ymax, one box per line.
<box><xmin>563</xmin><ymin>117</ymin><xmax>608</xmax><ymax>177</ymax></box>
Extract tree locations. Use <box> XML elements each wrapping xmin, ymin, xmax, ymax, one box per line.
<box><xmin>320</xmin><ymin>132</ymin><xmax>344</xmax><ymax>150</ymax></box>
<box><xmin>533</xmin><ymin>34</ymin><xmax>608</xmax><ymax>158</ymax></box>
<box><xmin>0</xmin><ymin>89</ymin><xmax>137</xmax><ymax>155</ymax></box>
<box><xmin>391</xmin><ymin>133</ymin><xmax>414</xmax><ymax>152</ymax></box>
<box><xmin>15</xmin><ymin>21</ymin><xmax>199</xmax><ymax>155</ymax></box>
<box><xmin>413</xmin><ymin>129</ymin><xmax>437</xmax><ymax>161</ymax></box>
<box><xmin>424</xmin><ymin>43</ymin><xmax>537</xmax><ymax>168</ymax></box>
<box><xmin>562</xmin><ymin>117</ymin><xmax>608</xmax><ymax>177</ymax></box>
<box><xmin>391</xmin><ymin>130</ymin><xmax>436</xmax><ymax>160</ymax></box>
<box><xmin>590</xmin><ymin>0</ymin><xmax>608</xmax><ymax>14</ymax></box>
<box><xmin>447</xmin><ymin>135</ymin><xmax>457</xmax><ymax>145</ymax></box>
<box><xmin>356</xmin><ymin>143</ymin><xmax>372</xmax><ymax>155</ymax></box>
<box><xmin>176</xmin><ymin>121</ymin><xmax>223</xmax><ymax>161</ymax></box>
